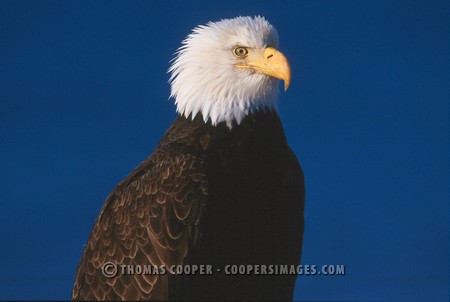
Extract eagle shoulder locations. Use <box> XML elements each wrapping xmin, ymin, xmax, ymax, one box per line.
<box><xmin>72</xmin><ymin>118</ymin><xmax>208</xmax><ymax>300</ymax></box>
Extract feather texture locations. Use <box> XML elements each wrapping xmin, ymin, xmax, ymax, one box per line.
<box><xmin>73</xmin><ymin>118</ymin><xmax>208</xmax><ymax>300</ymax></box>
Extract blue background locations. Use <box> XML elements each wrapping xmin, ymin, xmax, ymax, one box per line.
<box><xmin>1</xmin><ymin>0</ymin><xmax>448</xmax><ymax>300</ymax></box>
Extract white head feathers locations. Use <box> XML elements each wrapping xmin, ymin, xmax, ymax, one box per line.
<box><xmin>169</xmin><ymin>16</ymin><xmax>282</xmax><ymax>127</ymax></box>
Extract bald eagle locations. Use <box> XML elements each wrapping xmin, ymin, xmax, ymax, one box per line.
<box><xmin>72</xmin><ymin>16</ymin><xmax>305</xmax><ymax>301</ymax></box>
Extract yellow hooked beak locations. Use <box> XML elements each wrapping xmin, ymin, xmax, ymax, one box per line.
<box><xmin>236</xmin><ymin>47</ymin><xmax>291</xmax><ymax>91</ymax></box>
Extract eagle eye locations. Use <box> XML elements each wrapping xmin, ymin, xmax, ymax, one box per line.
<box><xmin>233</xmin><ymin>46</ymin><xmax>249</xmax><ymax>58</ymax></box>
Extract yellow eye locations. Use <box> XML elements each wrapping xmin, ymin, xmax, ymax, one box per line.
<box><xmin>233</xmin><ymin>46</ymin><xmax>248</xmax><ymax>58</ymax></box>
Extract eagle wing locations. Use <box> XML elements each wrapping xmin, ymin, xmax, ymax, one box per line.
<box><xmin>72</xmin><ymin>142</ymin><xmax>207</xmax><ymax>300</ymax></box>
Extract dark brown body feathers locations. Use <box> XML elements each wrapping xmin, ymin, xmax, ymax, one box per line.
<box><xmin>73</xmin><ymin>112</ymin><xmax>305</xmax><ymax>301</ymax></box>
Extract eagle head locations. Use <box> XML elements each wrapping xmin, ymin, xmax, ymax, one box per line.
<box><xmin>169</xmin><ymin>16</ymin><xmax>291</xmax><ymax>127</ymax></box>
